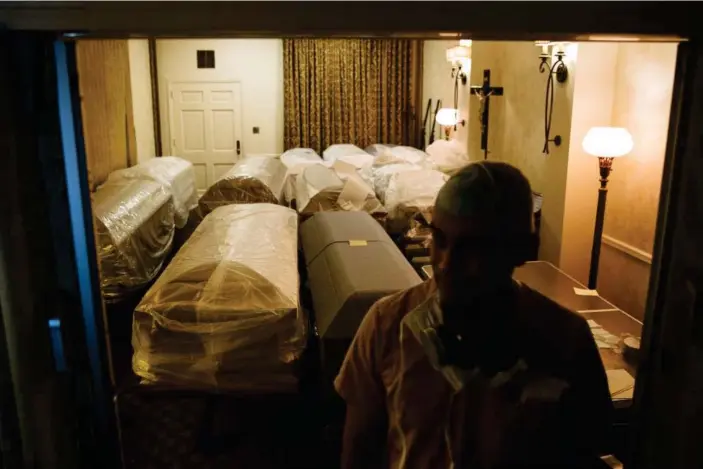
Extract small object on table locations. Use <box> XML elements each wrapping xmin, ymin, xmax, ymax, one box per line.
<box><xmin>621</xmin><ymin>335</ymin><xmax>641</xmax><ymax>365</ymax></box>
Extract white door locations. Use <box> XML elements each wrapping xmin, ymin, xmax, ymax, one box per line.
<box><xmin>169</xmin><ymin>81</ymin><xmax>243</xmax><ymax>193</ymax></box>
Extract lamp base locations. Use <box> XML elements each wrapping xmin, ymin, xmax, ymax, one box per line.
<box><xmin>588</xmin><ymin>156</ymin><xmax>613</xmax><ymax>290</ymax></box>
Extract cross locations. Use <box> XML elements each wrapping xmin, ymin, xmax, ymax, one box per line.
<box><xmin>470</xmin><ymin>69</ymin><xmax>504</xmax><ymax>160</ymax></box>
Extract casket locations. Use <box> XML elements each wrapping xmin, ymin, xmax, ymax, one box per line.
<box><xmin>425</xmin><ymin>139</ymin><xmax>471</xmax><ymax>174</ymax></box>
<box><xmin>300</xmin><ymin>211</ymin><xmax>421</xmax><ymax>376</ymax></box>
<box><xmin>132</xmin><ymin>203</ymin><xmax>305</xmax><ymax>392</ymax></box>
<box><xmin>322</xmin><ymin>144</ymin><xmax>374</xmax><ymax>169</ymax></box>
<box><xmin>93</xmin><ymin>178</ymin><xmax>176</xmax><ymax>303</ymax></box>
<box><xmin>197</xmin><ymin>156</ymin><xmax>287</xmax><ymax>218</ymax></box>
<box><xmin>107</xmin><ymin>156</ymin><xmax>197</xmax><ymax>229</ymax></box>
<box><xmin>295</xmin><ymin>162</ymin><xmax>385</xmax><ymax>219</ymax></box>
<box><xmin>279</xmin><ymin>148</ymin><xmax>323</xmax><ymax>204</ymax></box>
<box><xmin>384</xmin><ymin>169</ymin><xmax>449</xmax><ymax>234</ymax></box>
<box><xmin>365</xmin><ymin>143</ymin><xmax>397</xmax><ymax>157</ymax></box>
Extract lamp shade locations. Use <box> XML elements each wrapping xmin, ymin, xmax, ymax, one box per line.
<box><xmin>436</xmin><ymin>108</ymin><xmax>459</xmax><ymax>126</ymax></box>
<box><xmin>582</xmin><ymin>127</ymin><xmax>634</xmax><ymax>158</ymax></box>
<box><xmin>446</xmin><ymin>45</ymin><xmax>471</xmax><ymax>63</ymax></box>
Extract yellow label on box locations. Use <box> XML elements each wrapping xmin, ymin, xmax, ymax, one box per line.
<box><xmin>349</xmin><ymin>240</ymin><xmax>368</xmax><ymax>247</ymax></box>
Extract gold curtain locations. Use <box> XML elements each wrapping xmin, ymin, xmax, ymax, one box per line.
<box><xmin>283</xmin><ymin>39</ymin><xmax>422</xmax><ymax>153</ymax></box>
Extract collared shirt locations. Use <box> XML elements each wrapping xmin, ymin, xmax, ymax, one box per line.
<box><xmin>335</xmin><ymin>280</ymin><xmax>613</xmax><ymax>469</ymax></box>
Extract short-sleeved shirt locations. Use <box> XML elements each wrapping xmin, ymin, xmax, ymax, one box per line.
<box><xmin>335</xmin><ymin>280</ymin><xmax>613</xmax><ymax>469</ymax></box>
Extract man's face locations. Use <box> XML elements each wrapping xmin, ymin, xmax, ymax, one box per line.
<box><xmin>430</xmin><ymin>207</ymin><xmax>516</xmax><ymax>312</ymax></box>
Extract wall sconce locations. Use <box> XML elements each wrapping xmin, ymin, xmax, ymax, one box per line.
<box><xmin>436</xmin><ymin>107</ymin><xmax>465</xmax><ymax>138</ymax></box>
<box><xmin>582</xmin><ymin>126</ymin><xmax>634</xmax><ymax>289</ymax></box>
<box><xmin>535</xmin><ymin>41</ymin><xmax>569</xmax><ymax>154</ymax></box>
<box><xmin>446</xmin><ymin>44</ymin><xmax>471</xmax><ymax>85</ymax></box>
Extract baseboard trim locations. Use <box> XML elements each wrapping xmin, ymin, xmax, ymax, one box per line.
<box><xmin>602</xmin><ymin>234</ymin><xmax>653</xmax><ymax>265</ymax></box>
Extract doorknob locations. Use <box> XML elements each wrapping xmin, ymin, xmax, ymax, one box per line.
<box><xmin>236</xmin><ymin>140</ymin><xmax>241</xmax><ymax>156</ymax></box>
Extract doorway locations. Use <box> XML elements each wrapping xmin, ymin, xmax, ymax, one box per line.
<box><xmin>168</xmin><ymin>81</ymin><xmax>243</xmax><ymax>193</ymax></box>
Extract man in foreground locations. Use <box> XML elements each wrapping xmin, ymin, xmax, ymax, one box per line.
<box><xmin>335</xmin><ymin>161</ymin><xmax>613</xmax><ymax>468</ymax></box>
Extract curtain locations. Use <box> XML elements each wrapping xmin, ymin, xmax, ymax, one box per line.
<box><xmin>283</xmin><ymin>39</ymin><xmax>422</xmax><ymax>153</ymax></box>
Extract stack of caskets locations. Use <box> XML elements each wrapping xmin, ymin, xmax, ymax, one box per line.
<box><xmin>107</xmin><ymin>144</ymin><xmax>541</xmax><ymax>394</ymax></box>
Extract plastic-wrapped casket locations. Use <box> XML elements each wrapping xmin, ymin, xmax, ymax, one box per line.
<box><xmin>300</xmin><ymin>211</ymin><xmax>421</xmax><ymax>375</ymax></box>
<box><xmin>425</xmin><ymin>139</ymin><xmax>470</xmax><ymax>174</ymax></box>
<box><xmin>322</xmin><ymin>144</ymin><xmax>374</xmax><ymax>169</ymax></box>
<box><xmin>132</xmin><ymin>203</ymin><xmax>305</xmax><ymax>392</ymax></box>
<box><xmin>365</xmin><ymin>143</ymin><xmax>397</xmax><ymax>156</ymax></box>
<box><xmin>384</xmin><ymin>169</ymin><xmax>449</xmax><ymax>234</ymax></box>
<box><xmin>295</xmin><ymin>162</ymin><xmax>385</xmax><ymax>218</ymax></box>
<box><xmin>107</xmin><ymin>156</ymin><xmax>197</xmax><ymax>229</ymax></box>
<box><xmin>279</xmin><ymin>148</ymin><xmax>323</xmax><ymax>204</ymax></box>
<box><xmin>198</xmin><ymin>156</ymin><xmax>287</xmax><ymax>217</ymax></box>
<box><xmin>93</xmin><ymin>178</ymin><xmax>176</xmax><ymax>303</ymax></box>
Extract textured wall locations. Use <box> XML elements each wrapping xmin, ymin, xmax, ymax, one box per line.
<box><xmin>76</xmin><ymin>40</ymin><xmax>137</xmax><ymax>190</ymax></box>
<box><xmin>421</xmin><ymin>40</ymin><xmax>470</xmax><ymax>148</ymax></box>
<box><xmin>561</xmin><ymin>43</ymin><xmax>619</xmax><ymax>287</ymax></box>
<box><xmin>598</xmin><ymin>43</ymin><xmax>677</xmax><ymax>320</ymax></box>
<box><xmin>469</xmin><ymin>42</ymin><xmax>577</xmax><ymax>265</ymax></box>
<box><xmin>562</xmin><ymin>42</ymin><xmax>677</xmax><ymax>320</ymax></box>
<box><xmin>127</xmin><ymin>39</ymin><xmax>156</xmax><ymax>163</ymax></box>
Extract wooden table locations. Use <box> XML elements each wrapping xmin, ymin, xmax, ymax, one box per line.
<box><xmin>421</xmin><ymin>261</ymin><xmax>643</xmax><ymax>406</ymax></box>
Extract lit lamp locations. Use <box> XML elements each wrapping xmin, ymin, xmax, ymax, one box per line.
<box><xmin>436</xmin><ymin>107</ymin><xmax>463</xmax><ymax>139</ymax></box>
<box><xmin>582</xmin><ymin>126</ymin><xmax>634</xmax><ymax>289</ymax></box>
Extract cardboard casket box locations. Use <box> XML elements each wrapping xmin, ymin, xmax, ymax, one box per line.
<box><xmin>300</xmin><ymin>211</ymin><xmax>421</xmax><ymax>374</ymax></box>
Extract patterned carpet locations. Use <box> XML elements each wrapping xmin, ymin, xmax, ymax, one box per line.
<box><xmin>115</xmin><ymin>382</ymin><xmax>341</xmax><ymax>469</ymax></box>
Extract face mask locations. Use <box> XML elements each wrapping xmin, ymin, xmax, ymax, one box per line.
<box><xmin>402</xmin><ymin>291</ymin><xmax>532</xmax><ymax>393</ymax></box>
<box><xmin>401</xmin><ymin>293</ymin><xmax>478</xmax><ymax>392</ymax></box>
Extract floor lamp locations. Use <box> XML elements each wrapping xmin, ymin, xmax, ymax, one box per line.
<box><xmin>582</xmin><ymin>127</ymin><xmax>634</xmax><ymax>290</ymax></box>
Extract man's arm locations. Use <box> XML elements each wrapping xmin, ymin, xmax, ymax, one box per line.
<box><xmin>334</xmin><ymin>304</ymin><xmax>388</xmax><ymax>469</ymax></box>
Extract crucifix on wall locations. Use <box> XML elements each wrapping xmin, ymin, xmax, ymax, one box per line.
<box><xmin>470</xmin><ymin>69</ymin><xmax>504</xmax><ymax>160</ymax></box>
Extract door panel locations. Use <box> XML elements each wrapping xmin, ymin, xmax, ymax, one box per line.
<box><xmin>0</xmin><ymin>34</ymin><xmax>121</xmax><ymax>469</ymax></box>
<box><xmin>170</xmin><ymin>82</ymin><xmax>243</xmax><ymax>192</ymax></box>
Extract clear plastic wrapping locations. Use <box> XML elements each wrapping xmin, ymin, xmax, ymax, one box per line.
<box><xmin>384</xmin><ymin>169</ymin><xmax>448</xmax><ymax>234</ymax></box>
<box><xmin>295</xmin><ymin>162</ymin><xmax>386</xmax><ymax>217</ymax></box>
<box><xmin>279</xmin><ymin>148</ymin><xmax>323</xmax><ymax>203</ymax></box>
<box><xmin>93</xmin><ymin>178</ymin><xmax>176</xmax><ymax>303</ymax></box>
<box><xmin>107</xmin><ymin>156</ymin><xmax>198</xmax><ymax>229</ymax></box>
<box><xmin>425</xmin><ymin>139</ymin><xmax>471</xmax><ymax>174</ymax></box>
<box><xmin>132</xmin><ymin>203</ymin><xmax>305</xmax><ymax>392</ymax></box>
<box><xmin>365</xmin><ymin>143</ymin><xmax>398</xmax><ymax>157</ymax></box>
<box><xmin>372</xmin><ymin>164</ymin><xmax>424</xmax><ymax>203</ymax></box>
<box><xmin>322</xmin><ymin>144</ymin><xmax>375</xmax><ymax>169</ymax></box>
<box><xmin>198</xmin><ymin>156</ymin><xmax>287</xmax><ymax>217</ymax></box>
